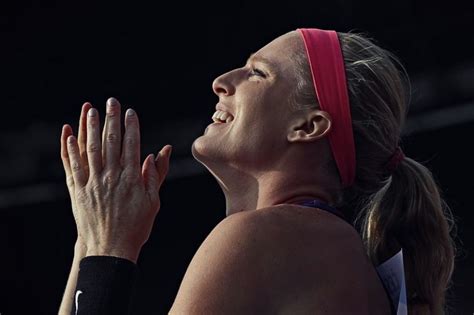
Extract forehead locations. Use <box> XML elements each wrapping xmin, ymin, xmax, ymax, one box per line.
<box><xmin>249</xmin><ymin>32</ymin><xmax>301</xmax><ymax>74</ymax></box>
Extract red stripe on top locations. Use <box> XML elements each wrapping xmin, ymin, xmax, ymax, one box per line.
<box><xmin>298</xmin><ymin>28</ymin><xmax>356</xmax><ymax>188</ymax></box>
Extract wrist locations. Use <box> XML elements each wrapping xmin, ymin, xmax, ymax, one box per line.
<box><xmin>85</xmin><ymin>245</ymin><xmax>140</xmax><ymax>264</ymax></box>
<box><xmin>74</xmin><ymin>239</ymin><xmax>87</xmax><ymax>257</ymax></box>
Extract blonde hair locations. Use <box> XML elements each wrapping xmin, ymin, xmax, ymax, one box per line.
<box><xmin>291</xmin><ymin>30</ymin><xmax>457</xmax><ymax>314</ymax></box>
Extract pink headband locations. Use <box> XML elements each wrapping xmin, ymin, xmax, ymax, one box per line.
<box><xmin>297</xmin><ymin>28</ymin><xmax>356</xmax><ymax>188</ymax></box>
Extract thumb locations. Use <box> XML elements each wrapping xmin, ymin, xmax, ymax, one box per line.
<box><xmin>143</xmin><ymin>153</ymin><xmax>160</xmax><ymax>203</ymax></box>
<box><xmin>155</xmin><ymin>145</ymin><xmax>172</xmax><ymax>186</ymax></box>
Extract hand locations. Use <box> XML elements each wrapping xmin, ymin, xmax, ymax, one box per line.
<box><xmin>60</xmin><ymin>97</ymin><xmax>172</xmax><ymax>262</ymax></box>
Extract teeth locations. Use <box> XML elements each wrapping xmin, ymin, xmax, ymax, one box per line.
<box><xmin>212</xmin><ymin>110</ymin><xmax>234</xmax><ymax>123</ymax></box>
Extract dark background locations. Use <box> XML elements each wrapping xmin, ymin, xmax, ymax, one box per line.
<box><xmin>0</xmin><ymin>0</ymin><xmax>473</xmax><ymax>314</ymax></box>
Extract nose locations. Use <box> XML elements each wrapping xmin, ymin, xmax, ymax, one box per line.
<box><xmin>212</xmin><ymin>70</ymin><xmax>236</xmax><ymax>97</ymax></box>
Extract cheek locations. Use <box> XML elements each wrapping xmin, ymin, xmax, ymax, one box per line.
<box><xmin>236</xmin><ymin>113</ymin><xmax>283</xmax><ymax>149</ymax></box>
<box><xmin>233</xmin><ymin>86</ymin><xmax>289</xmax><ymax>138</ymax></box>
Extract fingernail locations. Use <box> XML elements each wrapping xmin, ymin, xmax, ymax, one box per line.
<box><xmin>68</xmin><ymin>135</ymin><xmax>76</xmax><ymax>143</ymax></box>
<box><xmin>88</xmin><ymin>108</ymin><xmax>97</xmax><ymax>117</ymax></box>
<box><xmin>126</xmin><ymin>108</ymin><xmax>135</xmax><ymax>116</ymax></box>
<box><xmin>108</xmin><ymin>97</ymin><xmax>118</xmax><ymax>106</ymax></box>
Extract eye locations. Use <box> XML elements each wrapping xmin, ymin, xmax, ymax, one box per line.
<box><xmin>249</xmin><ymin>67</ymin><xmax>266</xmax><ymax>78</ymax></box>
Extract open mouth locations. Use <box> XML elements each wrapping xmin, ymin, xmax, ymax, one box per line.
<box><xmin>211</xmin><ymin>110</ymin><xmax>234</xmax><ymax>124</ymax></box>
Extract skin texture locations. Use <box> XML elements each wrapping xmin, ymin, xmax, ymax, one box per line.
<box><xmin>180</xmin><ymin>30</ymin><xmax>390</xmax><ymax>313</ymax></box>
<box><xmin>191</xmin><ymin>31</ymin><xmax>341</xmax><ymax>216</ymax></box>
<box><xmin>59</xmin><ymin>31</ymin><xmax>392</xmax><ymax>313</ymax></box>
<box><xmin>170</xmin><ymin>204</ymin><xmax>392</xmax><ymax>314</ymax></box>
<box><xmin>61</xmin><ymin>98</ymin><xmax>172</xmax><ymax>262</ymax></box>
<box><xmin>58</xmin><ymin>99</ymin><xmax>171</xmax><ymax>314</ymax></box>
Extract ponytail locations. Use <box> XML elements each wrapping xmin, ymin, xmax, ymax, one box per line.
<box><xmin>291</xmin><ymin>29</ymin><xmax>458</xmax><ymax>313</ymax></box>
<box><xmin>358</xmin><ymin>156</ymin><xmax>456</xmax><ymax>313</ymax></box>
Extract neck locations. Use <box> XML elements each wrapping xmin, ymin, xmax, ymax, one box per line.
<box><xmin>219</xmin><ymin>169</ymin><xmax>337</xmax><ymax>216</ymax></box>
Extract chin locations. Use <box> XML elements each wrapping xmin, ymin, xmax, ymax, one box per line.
<box><xmin>191</xmin><ymin>136</ymin><xmax>218</xmax><ymax>166</ymax></box>
<box><xmin>191</xmin><ymin>136</ymin><xmax>232</xmax><ymax>171</ymax></box>
<box><xmin>191</xmin><ymin>138</ymin><xmax>204</xmax><ymax>162</ymax></box>
<box><xmin>191</xmin><ymin>139</ymin><xmax>224</xmax><ymax>181</ymax></box>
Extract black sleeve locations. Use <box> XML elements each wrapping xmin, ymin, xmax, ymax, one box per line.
<box><xmin>71</xmin><ymin>256</ymin><xmax>137</xmax><ymax>315</ymax></box>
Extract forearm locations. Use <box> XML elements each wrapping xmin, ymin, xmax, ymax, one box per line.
<box><xmin>72</xmin><ymin>255</ymin><xmax>137</xmax><ymax>314</ymax></box>
<box><xmin>59</xmin><ymin>241</ymin><xmax>86</xmax><ymax>315</ymax></box>
<box><xmin>59</xmin><ymin>242</ymin><xmax>138</xmax><ymax>315</ymax></box>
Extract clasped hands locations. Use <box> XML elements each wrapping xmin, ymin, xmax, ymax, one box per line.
<box><xmin>60</xmin><ymin>97</ymin><xmax>172</xmax><ymax>263</ymax></box>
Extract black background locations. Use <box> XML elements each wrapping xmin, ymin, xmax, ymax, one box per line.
<box><xmin>0</xmin><ymin>0</ymin><xmax>473</xmax><ymax>314</ymax></box>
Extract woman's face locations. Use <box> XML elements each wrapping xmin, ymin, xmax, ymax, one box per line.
<box><xmin>192</xmin><ymin>31</ymin><xmax>303</xmax><ymax>173</ymax></box>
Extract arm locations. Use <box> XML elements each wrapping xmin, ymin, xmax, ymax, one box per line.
<box><xmin>70</xmin><ymin>255</ymin><xmax>137</xmax><ymax>315</ymax></box>
<box><xmin>59</xmin><ymin>244</ymin><xmax>138</xmax><ymax>315</ymax></box>
<box><xmin>58</xmin><ymin>241</ymin><xmax>86</xmax><ymax>315</ymax></box>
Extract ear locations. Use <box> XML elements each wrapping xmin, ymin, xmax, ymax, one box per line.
<box><xmin>287</xmin><ymin>110</ymin><xmax>332</xmax><ymax>143</ymax></box>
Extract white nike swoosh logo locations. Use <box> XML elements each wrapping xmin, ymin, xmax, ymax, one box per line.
<box><xmin>75</xmin><ymin>290</ymin><xmax>83</xmax><ymax>315</ymax></box>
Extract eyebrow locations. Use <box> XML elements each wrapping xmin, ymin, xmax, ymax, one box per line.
<box><xmin>246</xmin><ymin>53</ymin><xmax>279</xmax><ymax>72</ymax></box>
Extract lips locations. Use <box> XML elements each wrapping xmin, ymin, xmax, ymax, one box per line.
<box><xmin>215</xmin><ymin>103</ymin><xmax>234</xmax><ymax>117</ymax></box>
<box><xmin>212</xmin><ymin>111</ymin><xmax>234</xmax><ymax>124</ymax></box>
<box><xmin>205</xmin><ymin>120</ymin><xmax>228</xmax><ymax>134</ymax></box>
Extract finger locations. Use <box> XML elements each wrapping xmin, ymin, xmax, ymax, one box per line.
<box><xmin>78</xmin><ymin>102</ymin><xmax>93</xmax><ymax>176</ymax></box>
<box><xmin>61</xmin><ymin>124</ymin><xmax>77</xmax><ymax>190</ymax></box>
<box><xmin>86</xmin><ymin>108</ymin><xmax>103</xmax><ymax>175</ymax></box>
<box><xmin>142</xmin><ymin>154</ymin><xmax>159</xmax><ymax>203</ymax></box>
<box><xmin>122</xmin><ymin>108</ymin><xmax>140</xmax><ymax>173</ymax></box>
<box><xmin>102</xmin><ymin>97</ymin><xmax>122</xmax><ymax>171</ymax></box>
<box><xmin>67</xmin><ymin>135</ymin><xmax>87</xmax><ymax>188</ymax></box>
<box><xmin>61</xmin><ymin>124</ymin><xmax>73</xmax><ymax>177</ymax></box>
<box><xmin>154</xmin><ymin>145</ymin><xmax>172</xmax><ymax>187</ymax></box>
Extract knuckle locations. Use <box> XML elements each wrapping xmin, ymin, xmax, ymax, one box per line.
<box><xmin>106</xmin><ymin>133</ymin><xmax>118</xmax><ymax>143</ymax></box>
<box><xmin>66</xmin><ymin>175</ymin><xmax>75</xmax><ymax>186</ymax></box>
<box><xmin>102</xmin><ymin>171</ymin><xmax>118</xmax><ymax>186</ymax></box>
<box><xmin>71</xmin><ymin>161</ymin><xmax>81</xmax><ymax>172</ymax></box>
<box><xmin>87</xmin><ymin>144</ymin><xmax>100</xmax><ymax>153</ymax></box>
<box><xmin>106</xmin><ymin>110</ymin><xmax>118</xmax><ymax>117</ymax></box>
<box><xmin>124</xmin><ymin>137</ymin><xmax>134</xmax><ymax>146</ymax></box>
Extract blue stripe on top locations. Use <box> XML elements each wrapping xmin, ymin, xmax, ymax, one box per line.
<box><xmin>293</xmin><ymin>199</ymin><xmax>348</xmax><ymax>223</ymax></box>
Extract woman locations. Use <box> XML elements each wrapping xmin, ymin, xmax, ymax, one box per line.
<box><xmin>58</xmin><ymin>28</ymin><xmax>456</xmax><ymax>314</ymax></box>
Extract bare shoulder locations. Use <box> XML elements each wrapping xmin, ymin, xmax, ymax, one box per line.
<box><xmin>252</xmin><ymin>204</ymin><xmax>366</xmax><ymax>261</ymax></box>
<box><xmin>170</xmin><ymin>206</ymin><xmax>391</xmax><ymax>314</ymax></box>
<box><xmin>213</xmin><ymin>204</ymin><xmax>367</xmax><ymax>274</ymax></box>
<box><xmin>251</xmin><ymin>204</ymin><xmax>392</xmax><ymax>313</ymax></box>
<box><xmin>169</xmin><ymin>208</ymin><xmax>282</xmax><ymax>314</ymax></box>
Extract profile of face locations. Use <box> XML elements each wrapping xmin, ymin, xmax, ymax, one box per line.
<box><xmin>191</xmin><ymin>30</ymin><xmax>331</xmax><ymax>183</ymax></box>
